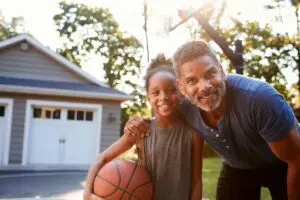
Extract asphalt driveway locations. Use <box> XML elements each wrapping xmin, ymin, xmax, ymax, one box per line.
<box><xmin>0</xmin><ymin>171</ymin><xmax>87</xmax><ymax>200</ymax></box>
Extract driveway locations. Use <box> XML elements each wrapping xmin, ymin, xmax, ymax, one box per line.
<box><xmin>0</xmin><ymin>171</ymin><xmax>87</xmax><ymax>200</ymax></box>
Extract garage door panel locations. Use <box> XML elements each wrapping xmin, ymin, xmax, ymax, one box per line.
<box><xmin>64</xmin><ymin>122</ymin><xmax>98</xmax><ymax>164</ymax></box>
<box><xmin>29</xmin><ymin>120</ymin><xmax>64</xmax><ymax>164</ymax></box>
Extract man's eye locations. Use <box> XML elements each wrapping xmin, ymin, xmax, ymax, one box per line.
<box><xmin>207</xmin><ymin>70</ymin><xmax>216</xmax><ymax>78</ymax></box>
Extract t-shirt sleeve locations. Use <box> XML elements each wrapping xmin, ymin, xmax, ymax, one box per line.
<box><xmin>253</xmin><ymin>83</ymin><xmax>295</xmax><ymax>141</ymax></box>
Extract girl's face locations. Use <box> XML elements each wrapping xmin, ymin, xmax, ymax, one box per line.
<box><xmin>147</xmin><ymin>71</ymin><xmax>180</xmax><ymax>118</ymax></box>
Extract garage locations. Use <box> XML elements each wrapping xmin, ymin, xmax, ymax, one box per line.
<box><xmin>23</xmin><ymin>100</ymin><xmax>102</xmax><ymax>166</ymax></box>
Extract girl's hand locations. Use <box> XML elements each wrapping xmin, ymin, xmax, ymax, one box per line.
<box><xmin>91</xmin><ymin>194</ymin><xmax>104</xmax><ymax>200</ymax></box>
<box><xmin>83</xmin><ymin>191</ymin><xmax>104</xmax><ymax>200</ymax></box>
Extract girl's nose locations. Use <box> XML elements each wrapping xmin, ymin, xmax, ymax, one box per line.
<box><xmin>159</xmin><ymin>92</ymin><xmax>169</xmax><ymax>100</ymax></box>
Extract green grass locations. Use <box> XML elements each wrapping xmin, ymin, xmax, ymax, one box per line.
<box><xmin>203</xmin><ymin>157</ymin><xmax>272</xmax><ymax>200</ymax></box>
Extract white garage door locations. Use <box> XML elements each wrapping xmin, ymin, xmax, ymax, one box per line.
<box><xmin>0</xmin><ymin>99</ymin><xmax>13</xmax><ymax>166</ymax></box>
<box><xmin>28</xmin><ymin>104</ymin><xmax>101</xmax><ymax>165</ymax></box>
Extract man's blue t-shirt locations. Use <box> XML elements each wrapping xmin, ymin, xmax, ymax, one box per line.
<box><xmin>180</xmin><ymin>74</ymin><xmax>300</xmax><ymax>169</ymax></box>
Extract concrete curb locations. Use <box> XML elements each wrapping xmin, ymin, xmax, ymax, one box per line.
<box><xmin>0</xmin><ymin>171</ymin><xmax>86</xmax><ymax>179</ymax></box>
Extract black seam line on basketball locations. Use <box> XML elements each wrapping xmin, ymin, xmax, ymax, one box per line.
<box><xmin>96</xmin><ymin>175</ymin><xmax>119</xmax><ymax>198</ymax></box>
<box><xmin>120</xmin><ymin>161</ymin><xmax>139</xmax><ymax>200</ymax></box>
<box><xmin>115</xmin><ymin>160</ymin><xmax>122</xmax><ymax>188</ymax></box>
<box><xmin>97</xmin><ymin>175</ymin><xmax>141</xmax><ymax>199</ymax></box>
<box><xmin>98</xmin><ymin>160</ymin><xmax>122</xmax><ymax>199</ymax></box>
<box><xmin>129</xmin><ymin>180</ymin><xmax>152</xmax><ymax>200</ymax></box>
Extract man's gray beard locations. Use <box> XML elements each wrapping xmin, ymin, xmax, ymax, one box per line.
<box><xmin>187</xmin><ymin>81</ymin><xmax>226</xmax><ymax>112</ymax></box>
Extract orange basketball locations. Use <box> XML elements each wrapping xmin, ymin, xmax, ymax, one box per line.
<box><xmin>93</xmin><ymin>159</ymin><xmax>153</xmax><ymax>200</ymax></box>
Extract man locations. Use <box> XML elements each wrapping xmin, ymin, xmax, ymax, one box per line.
<box><xmin>125</xmin><ymin>41</ymin><xmax>300</xmax><ymax>200</ymax></box>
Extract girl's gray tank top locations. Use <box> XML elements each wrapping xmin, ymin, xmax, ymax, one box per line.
<box><xmin>143</xmin><ymin>119</ymin><xmax>194</xmax><ymax>200</ymax></box>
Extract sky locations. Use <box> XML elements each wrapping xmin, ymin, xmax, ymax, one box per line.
<box><xmin>0</xmin><ymin>0</ymin><xmax>297</xmax><ymax>85</ymax></box>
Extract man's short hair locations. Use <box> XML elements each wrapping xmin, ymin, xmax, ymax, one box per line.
<box><xmin>173</xmin><ymin>40</ymin><xmax>218</xmax><ymax>77</ymax></box>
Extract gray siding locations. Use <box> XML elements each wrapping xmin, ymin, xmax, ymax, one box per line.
<box><xmin>100</xmin><ymin>104</ymin><xmax>121</xmax><ymax>152</ymax></box>
<box><xmin>9</xmin><ymin>98</ymin><xmax>26</xmax><ymax>164</ymax></box>
<box><xmin>0</xmin><ymin>93</ymin><xmax>121</xmax><ymax>165</ymax></box>
<box><xmin>0</xmin><ymin>44</ymin><xmax>91</xmax><ymax>84</ymax></box>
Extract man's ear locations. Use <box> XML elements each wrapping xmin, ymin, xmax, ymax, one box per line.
<box><xmin>218</xmin><ymin>65</ymin><xmax>226</xmax><ymax>80</ymax></box>
<box><xmin>176</xmin><ymin>79</ymin><xmax>185</xmax><ymax>96</ymax></box>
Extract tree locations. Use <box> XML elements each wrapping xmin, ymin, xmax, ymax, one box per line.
<box><xmin>0</xmin><ymin>16</ymin><xmax>24</xmax><ymax>41</ymax></box>
<box><xmin>54</xmin><ymin>2</ymin><xmax>148</xmax><ymax>133</ymax></box>
<box><xmin>265</xmin><ymin>0</ymin><xmax>300</xmax><ymax>103</ymax></box>
<box><xmin>142</xmin><ymin>0</ymin><xmax>150</xmax><ymax>62</ymax></box>
<box><xmin>220</xmin><ymin>20</ymin><xmax>294</xmax><ymax>101</ymax></box>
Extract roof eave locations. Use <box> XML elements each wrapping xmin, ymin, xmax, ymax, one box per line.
<box><xmin>0</xmin><ymin>85</ymin><xmax>134</xmax><ymax>102</ymax></box>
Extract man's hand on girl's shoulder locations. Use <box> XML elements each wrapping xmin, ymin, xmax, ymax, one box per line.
<box><xmin>124</xmin><ymin>116</ymin><xmax>151</xmax><ymax>138</ymax></box>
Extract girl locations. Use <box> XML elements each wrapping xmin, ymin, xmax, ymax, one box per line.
<box><xmin>83</xmin><ymin>54</ymin><xmax>203</xmax><ymax>200</ymax></box>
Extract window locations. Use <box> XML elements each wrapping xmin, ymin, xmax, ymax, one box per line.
<box><xmin>77</xmin><ymin>111</ymin><xmax>84</xmax><ymax>121</ymax></box>
<box><xmin>67</xmin><ymin>109</ymin><xmax>94</xmax><ymax>121</ymax></box>
<box><xmin>0</xmin><ymin>106</ymin><xmax>5</xmax><ymax>117</ymax></box>
<box><xmin>45</xmin><ymin>110</ymin><xmax>51</xmax><ymax>119</ymax></box>
<box><xmin>67</xmin><ymin>110</ymin><xmax>75</xmax><ymax>120</ymax></box>
<box><xmin>33</xmin><ymin>108</ymin><xmax>42</xmax><ymax>118</ymax></box>
<box><xmin>33</xmin><ymin>107</ymin><xmax>61</xmax><ymax>120</ymax></box>
<box><xmin>53</xmin><ymin>109</ymin><xmax>61</xmax><ymax>119</ymax></box>
<box><xmin>86</xmin><ymin>111</ymin><xmax>93</xmax><ymax>121</ymax></box>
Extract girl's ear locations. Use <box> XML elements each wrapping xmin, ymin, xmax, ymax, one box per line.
<box><xmin>146</xmin><ymin>94</ymin><xmax>150</xmax><ymax>102</ymax></box>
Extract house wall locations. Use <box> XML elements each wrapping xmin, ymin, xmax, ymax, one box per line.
<box><xmin>0</xmin><ymin>93</ymin><xmax>121</xmax><ymax>165</ymax></box>
<box><xmin>0</xmin><ymin>43</ymin><xmax>91</xmax><ymax>84</ymax></box>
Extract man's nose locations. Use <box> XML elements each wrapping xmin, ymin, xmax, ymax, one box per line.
<box><xmin>197</xmin><ymin>80</ymin><xmax>212</xmax><ymax>93</ymax></box>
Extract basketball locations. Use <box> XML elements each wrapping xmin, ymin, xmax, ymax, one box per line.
<box><xmin>93</xmin><ymin>159</ymin><xmax>153</xmax><ymax>200</ymax></box>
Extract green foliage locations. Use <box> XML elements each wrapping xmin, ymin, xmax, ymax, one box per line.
<box><xmin>0</xmin><ymin>17</ymin><xmax>21</xmax><ymax>41</ymax></box>
<box><xmin>220</xmin><ymin>20</ymin><xmax>295</xmax><ymax>101</ymax></box>
<box><xmin>264</xmin><ymin>0</ymin><xmax>300</xmax><ymax>103</ymax></box>
<box><xmin>54</xmin><ymin>1</ymin><xmax>148</xmax><ymax>130</ymax></box>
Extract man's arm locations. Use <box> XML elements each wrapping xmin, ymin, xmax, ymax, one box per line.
<box><xmin>190</xmin><ymin>132</ymin><xmax>204</xmax><ymax>200</ymax></box>
<box><xmin>267</xmin><ymin>121</ymin><xmax>300</xmax><ymax>200</ymax></box>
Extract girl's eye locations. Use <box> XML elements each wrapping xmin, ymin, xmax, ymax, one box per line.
<box><xmin>151</xmin><ymin>91</ymin><xmax>159</xmax><ymax>96</ymax></box>
<box><xmin>187</xmin><ymin>79</ymin><xmax>196</xmax><ymax>85</ymax></box>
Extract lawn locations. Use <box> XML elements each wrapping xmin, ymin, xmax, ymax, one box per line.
<box><xmin>203</xmin><ymin>157</ymin><xmax>272</xmax><ymax>200</ymax></box>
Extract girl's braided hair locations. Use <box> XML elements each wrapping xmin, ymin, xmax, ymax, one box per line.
<box><xmin>144</xmin><ymin>53</ymin><xmax>175</xmax><ymax>91</ymax></box>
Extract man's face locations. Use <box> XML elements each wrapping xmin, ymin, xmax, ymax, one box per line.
<box><xmin>177</xmin><ymin>55</ymin><xmax>226</xmax><ymax>112</ymax></box>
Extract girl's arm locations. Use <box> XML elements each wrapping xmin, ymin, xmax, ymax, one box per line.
<box><xmin>83</xmin><ymin>133</ymin><xmax>139</xmax><ymax>200</ymax></box>
<box><xmin>190</xmin><ymin>132</ymin><xmax>204</xmax><ymax>200</ymax></box>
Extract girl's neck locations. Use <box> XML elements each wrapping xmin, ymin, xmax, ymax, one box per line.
<box><xmin>154</xmin><ymin>113</ymin><xmax>179</xmax><ymax>128</ymax></box>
